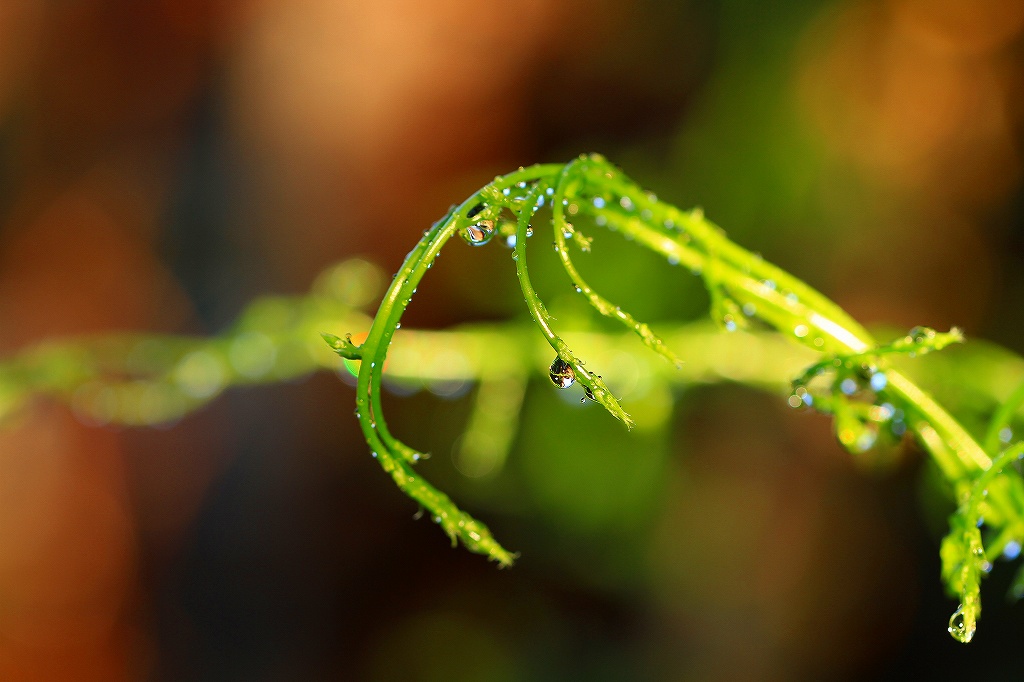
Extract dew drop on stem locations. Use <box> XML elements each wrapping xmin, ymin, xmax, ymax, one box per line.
<box><xmin>549</xmin><ymin>357</ymin><xmax>575</xmax><ymax>389</ymax></box>
<box><xmin>948</xmin><ymin>605</ymin><xmax>975</xmax><ymax>643</ymax></box>
<box><xmin>460</xmin><ymin>220</ymin><xmax>495</xmax><ymax>246</ymax></box>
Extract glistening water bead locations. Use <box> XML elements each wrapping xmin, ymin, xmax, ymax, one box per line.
<box><xmin>548</xmin><ymin>357</ymin><xmax>575</xmax><ymax>389</ymax></box>
<box><xmin>460</xmin><ymin>220</ymin><xmax>495</xmax><ymax>246</ymax></box>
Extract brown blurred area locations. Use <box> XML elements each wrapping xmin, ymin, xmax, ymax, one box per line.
<box><xmin>0</xmin><ymin>1</ymin><xmax>1022</xmax><ymax>680</ymax></box>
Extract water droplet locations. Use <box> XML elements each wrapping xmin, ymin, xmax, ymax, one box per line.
<box><xmin>794</xmin><ymin>324</ymin><xmax>809</xmax><ymax>338</ymax></box>
<box><xmin>948</xmin><ymin>606</ymin><xmax>975</xmax><ymax>643</ymax></box>
<box><xmin>549</xmin><ymin>357</ymin><xmax>575</xmax><ymax>389</ymax></box>
<box><xmin>371</xmin><ymin>451</ymin><xmax>378</xmax><ymax>458</ymax></box>
<box><xmin>502</xmin><ymin>187</ymin><xmax>511</xmax><ymax>196</ymax></box>
<box><xmin>511</xmin><ymin>250</ymin><xmax>519</xmax><ymax>262</ymax></box>
<box><xmin>667</xmin><ymin>254</ymin><xmax>679</xmax><ymax>266</ymax></box>
<box><xmin>460</xmin><ymin>220</ymin><xmax>495</xmax><ymax>245</ymax></box>
<box><xmin>787</xmin><ymin>394</ymin><xmax>802</xmax><ymax>408</ymax></box>
<box><xmin>742</xmin><ymin>303</ymin><xmax>756</xmax><ymax>316</ymax></box>
<box><xmin>526</xmin><ymin>226</ymin><xmax>534</xmax><ymax>237</ymax></box>
<box><xmin>574</xmin><ymin>285</ymin><xmax>582</xmax><ymax>293</ymax></box>
<box><xmin>870</xmin><ymin>372</ymin><xmax>887</xmax><ymax>391</ymax></box>
<box><xmin>1003</xmin><ymin>540</ymin><xmax>1021</xmax><ymax>560</ymax></box>
<box><xmin>723</xmin><ymin>315</ymin><xmax>737</xmax><ymax>332</ymax></box>
<box><xmin>619</xmin><ymin>196</ymin><xmax>634</xmax><ymax>211</ymax></box>
<box><xmin>909</xmin><ymin>326</ymin><xmax>937</xmax><ymax>344</ymax></box>
<box><xmin>395</xmin><ymin>322</ymin><xmax>402</xmax><ymax>329</ymax></box>
<box><xmin>840</xmin><ymin>378</ymin><xmax>858</xmax><ymax>395</ymax></box>
<box><xmin>592</xmin><ymin>197</ymin><xmax>606</xmax><ymax>209</ymax></box>
<box><xmin>999</xmin><ymin>427</ymin><xmax>1013</xmax><ymax>444</ymax></box>
<box><xmin>595</xmin><ymin>215</ymin><xmax>607</xmax><ymax>226</ymax></box>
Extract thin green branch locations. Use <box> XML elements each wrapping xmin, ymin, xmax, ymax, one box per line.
<box><xmin>3</xmin><ymin>156</ymin><xmax>1023</xmax><ymax>642</ymax></box>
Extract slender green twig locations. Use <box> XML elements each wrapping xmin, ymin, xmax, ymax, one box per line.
<box><xmin>3</xmin><ymin>156</ymin><xmax>1023</xmax><ymax>641</ymax></box>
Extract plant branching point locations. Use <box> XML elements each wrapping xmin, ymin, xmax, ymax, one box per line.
<box><xmin>336</xmin><ymin>155</ymin><xmax>1024</xmax><ymax>640</ymax></box>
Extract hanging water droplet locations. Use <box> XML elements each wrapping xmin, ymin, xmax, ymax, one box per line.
<box><xmin>592</xmin><ymin>196</ymin><xmax>606</xmax><ymax>209</ymax></box>
<box><xmin>526</xmin><ymin>226</ymin><xmax>534</xmax><ymax>237</ymax></box>
<box><xmin>869</xmin><ymin>372</ymin><xmax>887</xmax><ymax>391</ymax></box>
<box><xmin>460</xmin><ymin>220</ymin><xmax>495</xmax><ymax>246</ymax></box>
<box><xmin>1003</xmin><ymin>540</ymin><xmax>1022</xmax><ymax>560</ymax></box>
<box><xmin>549</xmin><ymin>357</ymin><xmax>575</xmax><ymax>389</ymax></box>
<box><xmin>505</xmin><ymin>234</ymin><xmax>517</xmax><ymax>248</ymax></box>
<box><xmin>948</xmin><ymin>605</ymin><xmax>975</xmax><ymax>643</ymax></box>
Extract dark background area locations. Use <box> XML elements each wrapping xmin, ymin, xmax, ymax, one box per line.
<box><xmin>1</xmin><ymin>0</ymin><xmax>1023</xmax><ymax>679</ymax></box>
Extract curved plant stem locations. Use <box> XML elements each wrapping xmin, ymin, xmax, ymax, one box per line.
<box><xmin>3</xmin><ymin>156</ymin><xmax>1022</xmax><ymax>641</ymax></box>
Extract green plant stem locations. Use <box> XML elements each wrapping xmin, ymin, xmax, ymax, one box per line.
<box><xmin>3</xmin><ymin>156</ymin><xmax>1022</xmax><ymax>642</ymax></box>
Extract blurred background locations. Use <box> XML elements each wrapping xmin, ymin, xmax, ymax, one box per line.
<box><xmin>1</xmin><ymin>0</ymin><xmax>1023</xmax><ymax>679</ymax></box>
